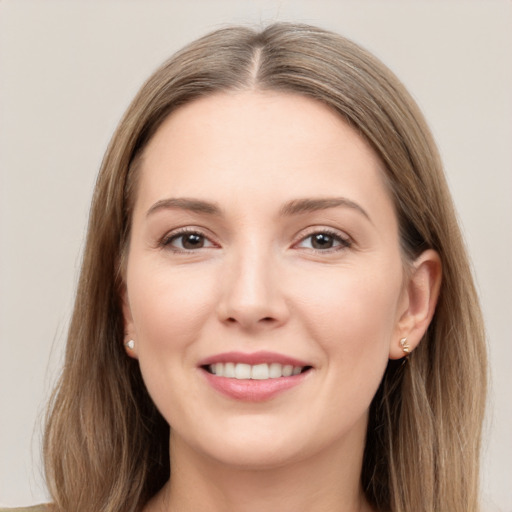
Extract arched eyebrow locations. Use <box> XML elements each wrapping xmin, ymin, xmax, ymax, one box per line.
<box><xmin>146</xmin><ymin>198</ymin><xmax>221</xmax><ymax>217</ymax></box>
<box><xmin>146</xmin><ymin>196</ymin><xmax>372</xmax><ymax>224</ymax></box>
<box><xmin>280</xmin><ymin>198</ymin><xmax>372</xmax><ymax>224</ymax></box>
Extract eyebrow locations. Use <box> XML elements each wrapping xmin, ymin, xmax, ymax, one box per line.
<box><xmin>146</xmin><ymin>197</ymin><xmax>222</xmax><ymax>217</ymax></box>
<box><xmin>280</xmin><ymin>197</ymin><xmax>372</xmax><ymax>223</ymax></box>
<box><xmin>146</xmin><ymin>196</ymin><xmax>372</xmax><ymax>223</ymax></box>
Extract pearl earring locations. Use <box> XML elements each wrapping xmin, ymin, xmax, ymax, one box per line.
<box><xmin>399</xmin><ymin>337</ymin><xmax>410</xmax><ymax>354</ymax></box>
<box><xmin>125</xmin><ymin>340</ymin><xmax>135</xmax><ymax>350</ymax></box>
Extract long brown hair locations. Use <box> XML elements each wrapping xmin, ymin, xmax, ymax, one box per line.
<box><xmin>44</xmin><ymin>23</ymin><xmax>487</xmax><ymax>512</ymax></box>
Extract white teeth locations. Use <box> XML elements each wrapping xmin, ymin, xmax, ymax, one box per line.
<box><xmin>282</xmin><ymin>365</ymin><xmax>293</xmax><ymax>377</ymax></box>
<box><xmin>235</xmin><ymin>363</ymin><xmax>252</xmax><ymax>379</ymax></box>
<box><xmin>269</xmin><ymin>363</ymin><xmax>283</xmax><ymax>378</ymax></box>
<box><xmin>251</xmin><ymin>363</ymin><xmax>269</xmax><ymax>380</ymax></box>
<box><xmin>208</xmin><ymin>362</ymin><xmax>305</xmax><ymax>379</ymax></box>
<box><xmin>224</xmin><ymin>362</ymin><xmax>236</xmax><ymax>378</ymax></box>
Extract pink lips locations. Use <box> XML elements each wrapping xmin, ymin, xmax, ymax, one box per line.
<box><xmin>199</xmin><ymin>351</ymin><xmax>312</xmax><ymax>402</ymax></box>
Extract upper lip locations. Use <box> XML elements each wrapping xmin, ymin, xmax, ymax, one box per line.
<box><xmin>198</xmin><ymin>351</ymin><xmax>311</xmax><ymax>368</ymax></box>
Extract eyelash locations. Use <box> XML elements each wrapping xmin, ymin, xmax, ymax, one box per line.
<box><xmin>293</xmin><ymin>228</ymin><xmax>352</xmax><ymax>253</ymax></box>
<box><xmin>160</xmin><ymin>228</ymin><xmax>217</xmax><ymax>252</ymax></box>
<box><xmin>160</xmin><ymin>228</ymin><xmax>352</xmax><ymax>253</ymax></box>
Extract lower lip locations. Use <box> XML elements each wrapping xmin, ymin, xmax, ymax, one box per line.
<box><xmin>202</xmin><ymin>369</ymin><xmax>309</xmax><ymax>402</ymax></box>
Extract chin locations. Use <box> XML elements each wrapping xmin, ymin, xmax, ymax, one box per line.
<box><xmin>198</xmin><ymin>437</ymin><xmax>309</xmax><ymax>470</ymax></box>
<box><xmin>171</xmin><ymin>412</ymin><xmax>352</xmax><ymax>471</ymax></box>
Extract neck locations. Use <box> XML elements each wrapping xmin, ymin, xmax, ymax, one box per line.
<box><xmin>146</xmin><ymin>427</ymin><xmax>374</xmax><ymax>512</ymax></box>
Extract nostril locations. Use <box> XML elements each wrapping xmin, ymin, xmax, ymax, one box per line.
<box><xmin>226</xmin><ymin>316</ymin><xmax>275</xmax><ymax>324</ymax></box>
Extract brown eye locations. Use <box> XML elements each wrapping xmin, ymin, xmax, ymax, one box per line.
<box><xmin>181</xmin><ymin>233</ymin><xmax>205</xmax><ymax>249</ymax></box>
<box><xmin>165</xmin><ymin>231</ymin><xmax>214</xmax><ymax>251</ymax></box>
<box><xmin>296</xmin><ymin>231</ymin><xmax>351</xmax><ymax>251</ymax></box>
<box><xmin>311</xmin><ymin>233</ymin><xmax>335</xmax><ymax>249</ymax></box>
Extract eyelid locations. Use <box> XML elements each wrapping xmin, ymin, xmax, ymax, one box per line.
<box><xmin>292</xmin><ymin>226</ymin><xmax>353</xmax><ymax>251</ymax></box>
<box><xmin>160</xmin><ymin>226</ymin><xmax>219</xmax><ymax>251</ymax></box>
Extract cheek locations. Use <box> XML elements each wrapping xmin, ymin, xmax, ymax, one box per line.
<box><xmin>127</xmin><ymin>262</ymin><xmax>219</xmax><ymax>357</ymax></box>
<box><xmin>126</xmin><ymin>264</ymin><xmax>221</xmax><ymax>422</ymax></box>
<box><xmin>292</xmin><ymin>260</ymin><xmax>402</xmax><ymax>369</ymax></box>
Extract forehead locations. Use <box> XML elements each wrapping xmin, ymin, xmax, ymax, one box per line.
<box><xmin>135</xmin><ymin>91</ymin><xmax>394</xmax><ymax>222</ymax></box>
<box><xmin>142</xmin><ymin>90</ymin><xmax>379</xmax><ymax>169</ymax></box>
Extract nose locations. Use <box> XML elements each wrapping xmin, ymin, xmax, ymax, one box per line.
<box><xmin>216</xmin><ymin>247</ymin><xmax>290</xmax><ymax>331</ymax></box>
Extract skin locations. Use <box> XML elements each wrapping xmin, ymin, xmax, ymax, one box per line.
<box><xmin>122</xmin><ymin>91</ymin><xmax>441</xmax><ymax>512</ymax></box>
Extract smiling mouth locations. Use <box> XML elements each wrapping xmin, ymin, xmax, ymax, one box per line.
<box><xmin>204</xmin><ymin>362</ymin><xmax>312</xmax><ymax>380</ymax></box>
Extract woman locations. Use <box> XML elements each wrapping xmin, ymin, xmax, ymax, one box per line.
<box><xmin>5</xmin><ymin>23</ymin><xmax>487</xmax><ymax>512</ymax></box>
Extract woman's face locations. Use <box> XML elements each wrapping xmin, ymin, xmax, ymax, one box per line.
<box><xmin>123</xmin><ymin>91</ymin><xmax>408</xmax><ymax>469</ymax></box>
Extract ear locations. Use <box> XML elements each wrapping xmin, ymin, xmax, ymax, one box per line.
<box><xmin>121</xmin><ymin>286</ymin><xmax>138</xmax><ymax>359</ymax></box>
<box><xmin>389</xmin><ymin>249</ymin><xmax>442</xmax><ymax>359</ymax></box>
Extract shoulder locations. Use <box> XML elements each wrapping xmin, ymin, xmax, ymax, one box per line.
<box><xmin>0</xmin><ymin>506</ymin><xmax>51</xmax><ymax>512</ymax></box>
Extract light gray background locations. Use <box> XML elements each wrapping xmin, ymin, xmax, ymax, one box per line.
<box><xmin>1</xmin><ymin>1</ymin><xmax>511</xmax><ymax>510</ymax></box>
